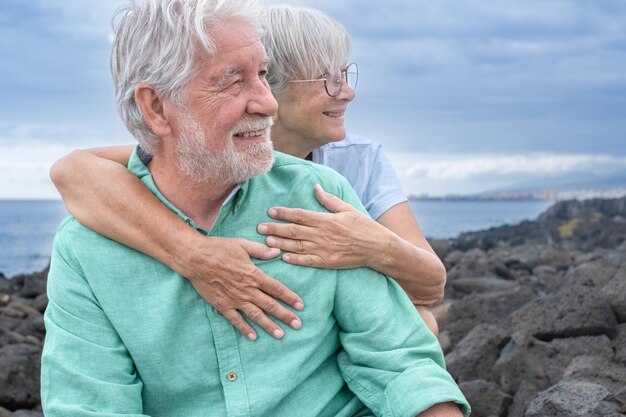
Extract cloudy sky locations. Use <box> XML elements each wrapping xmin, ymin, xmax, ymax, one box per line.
<box><xmin>1</xmin><ymin>0</ymin><xmax>625</xmax><ymax>199</ymax></box>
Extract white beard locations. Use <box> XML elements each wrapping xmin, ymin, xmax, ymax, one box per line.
<box><xmin>176</xmin><ymin>113</ymin><xmax>275</xmax><ymax>184</ymax></box>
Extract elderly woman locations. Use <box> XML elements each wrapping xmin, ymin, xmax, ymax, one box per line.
<box><xmin>50</xmin><ymin>5</ymin><xmax>445</xmax><ymax>340</ymax></box>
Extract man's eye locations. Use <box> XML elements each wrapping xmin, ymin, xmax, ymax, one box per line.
<box><xmin>259</xmin><ymin>69</ymin><xmax>269</xmax><ymax>79</ymax></box>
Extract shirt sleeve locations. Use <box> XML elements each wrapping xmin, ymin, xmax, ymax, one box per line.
<box><xmin>333</xmin><ymin>270</ymin><xmax>470</xmax><ymax>417</ymax></box>
<box><xmin>41</xmin><ymin>223</ymin><xmax>150</xmax><ymax>417</ymax></box>
<box><xmin>330</xmin><ymin>180</ymin><xmax>470</xmax><ymax>417</ymax></box>
<box><xmin>361</xmin><ymin>143</ymin><xmax>408</xmax><ymax>221</ymax></box>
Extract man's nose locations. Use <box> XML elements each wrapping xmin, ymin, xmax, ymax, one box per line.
<box><xmin>247</xmin><ymin>80</ymin><xmax>278</xmax><ymax>117</ymax></box>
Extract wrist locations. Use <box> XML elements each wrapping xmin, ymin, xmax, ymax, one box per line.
<box><xmin>168</xmin><ymin>227</ymin><xmax>207</xmax><ymax>279</ymax></box>
<box><xmin>367</xmin><ymin>227</ymin><xmax>397</xmax><ymax>270</ymax></box>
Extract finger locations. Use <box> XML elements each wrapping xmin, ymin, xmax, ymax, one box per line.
<box><xmin>221</xmin><ymin>308</ymin><xmax>258</xmax><ymax>341</ymax></box>
<box><xmin>265</xmin><ymin>235</ymin><xmax>312</xmax><ymax>254</ymax></box>
<box><xmin>240</xmin><ymin>304</ymin><xmax>286</xmax><ymax>339</ymax></box>
<box><xmin>257</xmin><ymin>222</ymin><xmax>315</xmax><ymax>241</ymax></box>
<box><xmin>314</xmin><ymin>184</ymin><xmax>357</xmax><ymax>213</ymax></box>
<box><xmin>282</xmin><ymin>252</ymin><xmax>328</xmax><ymax>268</ymax></box>
<box><xmin>253</xmin><ymin>291</ymin><xmax>302</xmax><ymax>330</ymax></box>
<box><xmin>236</xmin><ymin>238</ymin><xmax>281</xmax><ymax>259</ymax></box>
<box><xmin>257</xmin><ymin>274</ymin><xmax>305</xmax><ymax>311</ymax></box>
<box><xmin>267</xmin><ymin>206</ymin><xmax>324</xmax><ymax>226</ymax></box>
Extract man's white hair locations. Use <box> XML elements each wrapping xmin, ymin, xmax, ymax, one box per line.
<box><xmin>262</xmin><ymin>5</ymin><xmax>351</xmax><ymax>95</ymax></box>
<box><xmin>111</xmin><ymin>0</ymin><xmax>263</xmax><ymax>154</ymax></box>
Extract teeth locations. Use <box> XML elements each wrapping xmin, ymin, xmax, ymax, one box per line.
<box><xmin>324</xmin><ymin>112</ymin><xmax>343</xmax><ymax>118</ymax></box>
<box><xmin>235</xmin><ymin>129</ymin><xmax>266</xmax><ymax>138</ymax></box>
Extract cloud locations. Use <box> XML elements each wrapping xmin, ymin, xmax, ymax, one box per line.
<box><xmin>0</xmin><ymin>143</ymin><xmax>76</xmax><ymax>199</ymax></box>
<box><xmin>401</xmin><ymin>154</ymin><xmax>626</xmax><ymax>181</ymax></box>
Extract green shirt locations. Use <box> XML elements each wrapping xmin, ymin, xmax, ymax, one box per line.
<box><xmin>41</xmin><ymin>149</ymin><xmax>470</xmax><ymax>417</ymax></box>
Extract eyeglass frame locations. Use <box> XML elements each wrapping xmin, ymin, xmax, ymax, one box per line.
<box><xmin>288</xmin><ymin>62</ymin><xmax>358</xmax><ymax>97</ymax></box>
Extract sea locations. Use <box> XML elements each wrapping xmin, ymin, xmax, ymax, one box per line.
<box><xmin>0</xmin><ymin>199</ymin><xmax>553</xmax><ymax>278</ymax></box>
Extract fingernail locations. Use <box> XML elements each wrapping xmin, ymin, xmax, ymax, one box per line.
<box><xmin>247</xmin><ymin>333</ymin><xmax>257</xmax><ymax>341</ymax></box>
<box><xmin>257</xmin><ymin>224</ymin><xmax>268</xmax><ymax>234</ymax></box>
<box><xmin>294</xmin><ymin>301</ymin><xmax>304</xmax><ymax>310</ymax></box>
<box><xmin>268</xmin><ymin>208</ymin><xmax>278</xmax><ymax>217</ymax></box>
<box><xmin>283</xmin><ymin>253</ymin><xmax>291</xmax><ymax>262</ymax></box>
<box><xmin>273</xmin><ymin>328</ymin><xmax>285</xmax><ymax>338</ymax></box>
<box><xmin>290</xmin><ymin>319</ymin><xmax>302</xmax><ymax>329</ymax></box>
<box><xmin>267</xmin><ymin>237</ymin><xmax>276</xmax><ymax>246</ymax></box>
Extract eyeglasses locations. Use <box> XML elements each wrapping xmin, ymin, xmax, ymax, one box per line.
<box><xmin>289</xmin><ymin>63</ymin><xmax>358</xmax><ymax>97</ymax></box>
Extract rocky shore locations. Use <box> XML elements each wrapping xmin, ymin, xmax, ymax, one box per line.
<box><xmin>432</xmin><ymin>196</ymin><xmax>626</xmax><ymax>416</ymax></box>
<box><xmin>1</xmin><ymin>197</ymin><xmax>625</xmax><ymax>416</ymax></box>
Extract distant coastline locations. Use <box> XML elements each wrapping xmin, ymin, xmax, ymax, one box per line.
<box><xmin>409</xmin><ymin>185</ymin><xmax>626</xmax><ymax>202</ymax></box>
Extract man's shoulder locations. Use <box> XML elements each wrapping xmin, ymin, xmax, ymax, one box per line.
<box><xmin>269</xmin><ymin>151</ymin><xmax>351</xmax><ymax>185</ymax></box>
<box><xmin>52</xmin><ymin>215</ymin><xmax>130</xmax><ymax>264</ymax></box>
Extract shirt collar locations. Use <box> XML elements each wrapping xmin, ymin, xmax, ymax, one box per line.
<box><xmin>128</xmin><ymin>146</ymin><xmax>249</xmax><ymax>230</ymax></box>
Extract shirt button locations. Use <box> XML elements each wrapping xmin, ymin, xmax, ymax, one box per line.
<box><xmin>227</xmin><ymin>372</ymin><xmax>237</xmax><ymax>382</ymax></box>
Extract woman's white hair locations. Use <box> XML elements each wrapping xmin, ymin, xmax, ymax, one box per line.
<box><xmin>111</xmin><ymin>0</ymin><xmax>263</xmax><ymax>154</ymax></box>
<box><xmin>262</xmin><ymin>5</ymin><xmax>351</xmax><ymax>95</ymax></box>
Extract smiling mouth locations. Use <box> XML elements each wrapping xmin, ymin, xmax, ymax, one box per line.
<box><xmin>234</xmin><ymin>128</ymin><xmax>268</xmax><ymax>138</ymax></box>
<box><xmin>323</xmin><ymin>111</ymin><xmax>344</xmax><ymax>118</ymax></box>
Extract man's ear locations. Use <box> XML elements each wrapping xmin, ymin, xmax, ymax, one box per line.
<box><xmin>134</xmin><ymin>83</ymin><xmax>173</xmax><ymax>138</ymax></box>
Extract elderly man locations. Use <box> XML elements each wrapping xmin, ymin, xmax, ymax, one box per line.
<box><xmin>41</xmin><ymin>1</ymin><xmax>470</xmax><ymax>416</ymax></box>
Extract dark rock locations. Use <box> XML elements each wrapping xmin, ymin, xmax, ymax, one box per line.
<box><xmin>429</xmin><ymin>239</ymin><xmax>453</xmax><ymax>260</ymax></box>
<box><xmin>450</xmin><ymin>277</ymin><xmax>518</xmax><ymax>295</ymax></box>
<box><xmin>8</xmin><ymin>302</ymin><xmax>41</xmax><ymax>319</ymax></box>
<box><xmin>443</xmin><ymin>250</ymin><xmax>465</xmax><ymax>266</ymax></box>
<box><xmin>446</xmin><ymin>324</ymin><xmax>509</xmax><ymax>383</ymax></box>
<box><xmin>31</xmin><ymin>293</ymin><xmax>48</xmax><ymax>314</ymax></box>
<box><xmin>27</xmin><ymin>316</ymin><xmax>46</xmax><ymax>336</ymax></box>
<box><xmin>11</xmin><ymin>411</ymin><xmax>44</xmax><ymax>417</ymax></box>
<box><xmin>510</xmin><ymin>285</ymin><xmax>617</xmax><ymax>343</ymax></box>
<box><xmin>507</xmin><ymin>380</ymin><xmax>540</xmax><ymax>417</ymax></box>
<box><xmin>562</xmin><ymin>355</ymin><xmax>626</xmax><ymax>395</ymax></box>
<box><xmin>458</xmin><ymin>380</ymin><xmax>511</xmax><ymax>417</ymax></box>
<box><xmin>18</xmin><ymin>272</ymin><xmax>47</xmax><ymax>299</ymax></box>
<box><xmin>536</xmin><ymin>247</ymin><xmax>576</xmax><ymax>271</ymax></box>
<box><xmin>0</xmin><ymin>344</ymin><xmax>41</xmax><ymax>410</ymax></box>
<box><xmin>445</xmin><ymin>249</ymin><xmax>496</xmax><ymax>286</ymax></box>
<box><xmin>0</xmin><ymin>306</ymin><xmax>27</xmax><ymax>319</ymax></box>
<box><xmin>615</xmin><ymin>324</ymin><xmax>626</xmax><ymax>366</ymax></box>
<box><xmin>615</xmin><ymin>386</ymin><xmax>626</xmax><ymax>406</ymax></box>
<box><xmin>604</xmin><ymin>248</ymin><xmax>626</xmax><ymax>268</ymax></box>
<box><xmin>493</xmin><ymin>335</ymin><xmax>614</xmax><ymax>393</ymax></box>
<box><xmin>603</xmin><ymin>268</ymin><xmax>626</xmax><ymax>323</ymax></box>
<box><xmin>494</xmin><ymin>262</ymin><xmax>517</xmax><ymax>280</ymax></box>
<box><xmin>565</xmin><ymin>259</ymin><xmax>617</xmax><ymax>288</ymax></box>
<box><xmin>525</xmin><ymin>381</ymin><xmax>622</xmax><ymax>417</ymax></box>
<box><xmin>446</xmin><ymin>286</ymin><xmax>535</xmax><ymax>347</ymax></box>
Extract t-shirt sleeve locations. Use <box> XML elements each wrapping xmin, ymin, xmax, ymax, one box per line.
<box><xmin>41</xmin><ymin>221</ymin><xmax>150</xmax><ymax>417</ymax></box>
<box><xmin>361</xmin><ymin>143</ymin><xmax>408</xmax><ymax>220</ymax></box>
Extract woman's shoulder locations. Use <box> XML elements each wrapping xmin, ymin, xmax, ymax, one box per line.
<box><xmin>325</xmin><ymin>134</ymin><xmax>382</xmax><ymax>151</ymax></box>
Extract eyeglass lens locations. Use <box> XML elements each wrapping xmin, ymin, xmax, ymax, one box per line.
<box><xmin>325</xmin><ymin>63</ymin><xmax>358</xmax><ymax>97</ymax></box>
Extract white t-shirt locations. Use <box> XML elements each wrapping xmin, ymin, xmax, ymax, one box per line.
<box><xmin>311</xmin><ymin>135</ymin><xmax>407</xmax><ymax>220</ymax></box>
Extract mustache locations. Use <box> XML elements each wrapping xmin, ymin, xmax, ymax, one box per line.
<box><xmin>231</xmin><ymin>116</ymin><xmax>274</xmax><ymax>135</ymax></box>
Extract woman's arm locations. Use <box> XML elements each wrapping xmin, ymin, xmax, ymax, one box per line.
<box><xmin>256</xmin><ymin>184</ymin><xmax>446</xmax><ymax>306</ymax></box>
<box><xmin>50</xmin><ymin>148</ymin><xmax>304</xmax><ymax>340</ymax></box>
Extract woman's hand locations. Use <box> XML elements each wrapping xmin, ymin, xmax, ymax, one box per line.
<box><xmin>176</xmin><ymin>235</ymin><xmax>305</xmax><ymax>341</ymax></box>
<box><xmin>257</xmin><ymin>184</ymin><xmax>389</xmax><ymax>269</ymax></box>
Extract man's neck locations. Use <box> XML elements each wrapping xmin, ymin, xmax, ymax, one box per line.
<box><xmin>149</xmin><ymin>154</ymin><xmax>236</xmax><ymax>231</ymax></box>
